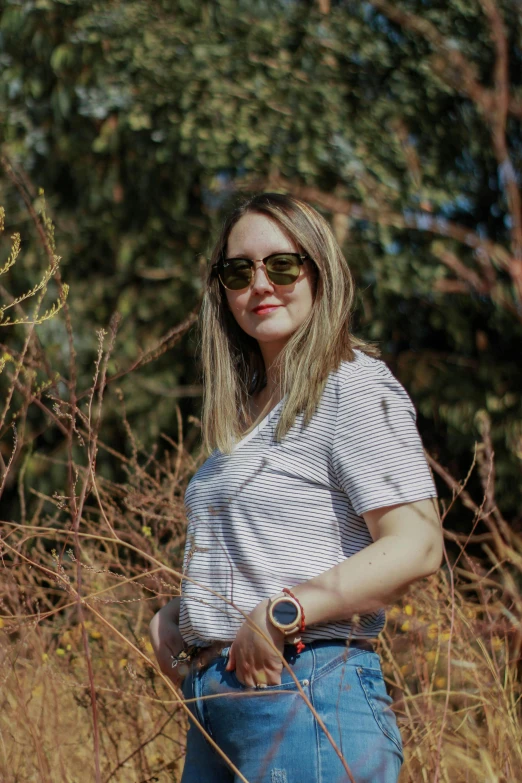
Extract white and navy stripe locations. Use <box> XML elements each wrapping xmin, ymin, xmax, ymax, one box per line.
<box><xmin>179</xmin><ymin>350</ymin><xmax>437</xmax><ymax>646</ymax></box>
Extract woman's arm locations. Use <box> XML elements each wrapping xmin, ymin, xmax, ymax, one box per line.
<box><xmin>227</xmin><ymin>498</ymin><xmax>442</xmax><ymax>687</ymax></box>
<box><xmin>155</xmin><ymin>596</ymin><xmax>181</xmax><ymax>622</ymax></box>
<box><xmin>292</xmin><ymin>497</ymin><xmax>442</xmax><ymax>625</ymax></box>
<box><xmin>149</xmin><ymin>596</ymin><xmax>187</xmax><ymax>686</ymax></box>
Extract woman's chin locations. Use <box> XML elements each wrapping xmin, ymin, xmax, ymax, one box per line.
<box><xmin>250</xmin><ymin>329</ymin><xmax>293</xmax><ymax>346</ymax></box>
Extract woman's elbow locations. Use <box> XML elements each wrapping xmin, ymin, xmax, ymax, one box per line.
<box><xmin>421</xmin><ymin>536</ymin><xmax>444</xmax><ymax>576</ymax></box>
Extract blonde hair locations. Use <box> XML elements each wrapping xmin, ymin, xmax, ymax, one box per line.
<box><xmin>200</xmin><ymin>192</ymin><xmax>379</xmax><ymax>453</ymax></box>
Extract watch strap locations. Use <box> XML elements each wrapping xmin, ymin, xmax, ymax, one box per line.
<box><xmin>282</xmin><ymin>587</ymin><xmax>306</xmax><ymax>634</ymax></box>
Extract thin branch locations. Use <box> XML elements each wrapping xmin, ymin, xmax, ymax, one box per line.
<box><xmin>366</xmin><ymin>0</ymin><xmax>494</xmax><ymax>112</ymax></box>
<box><xmin>364</xmin><ymin>1</ymin><xmax>522</xmax><ymax>299</ymax></box>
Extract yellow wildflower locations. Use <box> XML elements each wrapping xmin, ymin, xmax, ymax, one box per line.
<box><xmin>400</xmin><ymin>620</ymin><xmax>410</xmax><ymax>632</ymax></box>
<box><xmin>427</xmin><ymin>624</ymin><xmax>439</xmax><ymax>640</ymax></box>
<box><xmin>60</xmin><ymin>630</ymin><xmax>72</xmax><ymax>645</ymax></box>
<box><xmin>435</xmin><ymin>676</ymin><xmax>446</xmax><ymax>689</ymax></box>
<box><xmin>404</xmin><ymin>605</ymin><xmax>413</xmax><ymax>616</ymax></box>
<box><xmin>56</xmin><ymin>648</ymin><xmax>65</xmax><ymax>656</ymax></box>
<box><xmin>90</xmin><ymin>630</ymin><xmax>102</xmax><ymax>640</ymax></box>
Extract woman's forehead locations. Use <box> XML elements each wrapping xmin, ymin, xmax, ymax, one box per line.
<box><xmin>226</xmin><ymin>212</ymin><xmax>297</xmax><ymax>257</ymax></box>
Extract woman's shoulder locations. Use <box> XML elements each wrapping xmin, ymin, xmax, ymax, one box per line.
<box><xmin>328</xmin><ymin>350</ymin><xmax>415</xmax><ymax>411</ymax></box>
<box><xmin>331</xmin><ymin>349</ymin><xmax>394</xmax><ymax>385</ymax></box>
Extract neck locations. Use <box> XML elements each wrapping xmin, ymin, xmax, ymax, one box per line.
<box><xmin>258</xmin><ymin>340</ymin><xmax>286</xmax><ymax>399</ymax></box>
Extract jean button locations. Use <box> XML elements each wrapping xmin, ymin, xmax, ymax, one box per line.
<box><xmin>302</xmin><ymin>679</ymin><xmax>310</xmax><ymax>686</ymax></box>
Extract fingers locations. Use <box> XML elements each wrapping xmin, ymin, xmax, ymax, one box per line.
<box><xmin>236</xmin><ymin>675</ymin><xmax>281</xmax><ymax>688</ymax></box>
<box><xmin>233</xmin><ymin>663</ymin><xmax>283</xmax><ymax>688</ymax></box>
<box><xmin>230</xmin><ymin>642</ymin><xmax>283</xmax><ymax>687</ymax></box>
<box><xmin>225</xmin><ymin>644</ymin><xmax>236</xmax><ymax>671</ymax></box>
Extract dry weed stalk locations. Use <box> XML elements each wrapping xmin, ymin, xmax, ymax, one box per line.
<box><xmin>1</xmin><ymin>157</ymin><xmax>521</xmax><ymax>781</ymax></box>
<box><xmin>1</xmin><ymin>384</ymin><xmax>521</xmax><ymax>782</ymax></box>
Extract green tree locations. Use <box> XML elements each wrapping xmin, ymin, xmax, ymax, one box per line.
<box><xmin>1</xmin><ymin>0</ymin><xmax>521</xmax><ymax>518</ymax></box>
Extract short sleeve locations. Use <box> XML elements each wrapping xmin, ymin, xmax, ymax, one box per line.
<box><xmin>331</xmin><ymin>361</ymin><xmax>437</xmax><ymax>516</ymax></box>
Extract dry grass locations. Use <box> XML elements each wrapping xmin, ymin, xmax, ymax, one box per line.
<box><xmin>1</xmin><ymin>433</ymin><xmax>521</xmax><ymax>783</ymax></box>
<box><xmin>1</xmin><ymin>166</ymin><xmax>521</xmax><ymax>782</ymax></box>
<box><xmin>0</xmin><ymin>423</ymin><xmax>197</xmax><ymax>783</ymax></box>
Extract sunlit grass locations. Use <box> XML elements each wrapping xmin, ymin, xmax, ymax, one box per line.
<box><xmin>1</xmin><ymin>432</ymin><xmax>521</xmax><ymax>782</ymax></box>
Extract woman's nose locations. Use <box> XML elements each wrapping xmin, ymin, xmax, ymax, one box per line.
<box><xmin>250</xmin><ymin>263</ymin><xmax>274</xmax><ymax>294</ymax></box>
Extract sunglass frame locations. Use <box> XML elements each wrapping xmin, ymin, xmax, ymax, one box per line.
<box><xmin>211</xmin><ymin>252</ymin><xmax>309</xmax><ymax>291</ymax></box>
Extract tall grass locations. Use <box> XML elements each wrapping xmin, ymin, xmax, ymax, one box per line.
<box><xmin>1</xmin><ymin>163</ymin><xmax>521</xmax><ymax>782</ymax></box>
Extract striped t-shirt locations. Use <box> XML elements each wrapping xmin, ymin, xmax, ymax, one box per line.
<box><xmin>179</xmin><ymin>350</ymin><xmax>437</xmax><ymax>646</ymax></box>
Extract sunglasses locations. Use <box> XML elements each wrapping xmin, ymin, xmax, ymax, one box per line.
<box><xmin>212</xmin><ymin>252</ymin><xmax>310</xmax><ymax>291</ymax></box>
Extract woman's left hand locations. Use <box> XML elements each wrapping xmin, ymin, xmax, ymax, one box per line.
<box><xmin>226</xmin><ymin>599</ymin><xmax>285</xmax><ymax>688</ymax></box>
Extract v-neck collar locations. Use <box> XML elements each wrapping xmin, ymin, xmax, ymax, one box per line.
<box><xmin>230</xmin><ymin>397</ymin><xmax>285</xmax><ymax>452</ymax></box>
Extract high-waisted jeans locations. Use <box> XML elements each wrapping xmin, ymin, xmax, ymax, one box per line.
<box><xmin>180</xmin><ymin>639</ymin><xmax>404</xmax><ymax>783</ymax></box>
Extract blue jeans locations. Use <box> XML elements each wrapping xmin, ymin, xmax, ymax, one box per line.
<box><xmin>180</xmin><ymin>640</ymin><xmax>404</xmax><ymax>783</ymax></box>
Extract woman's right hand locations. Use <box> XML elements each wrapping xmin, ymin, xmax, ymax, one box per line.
<box><xmin>148</xmin><ymin>597</ymin><xmax>186</xmax><ymax>688</ymax></box>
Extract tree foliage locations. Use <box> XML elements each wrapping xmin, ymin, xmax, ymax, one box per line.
<box><xmin>1</xmin><ymin>0</ymin><xmax>521</xmax><ymax>517</ymax></box>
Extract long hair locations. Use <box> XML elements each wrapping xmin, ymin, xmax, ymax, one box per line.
<box><xmin>200</xmin><ymin>192</ymin><xmax>379</xmax><ymax>453</ymax></box>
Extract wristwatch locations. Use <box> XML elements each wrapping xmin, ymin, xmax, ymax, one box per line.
<box><xmin>267</xmin><ymin>592</ymin><xmax>303</xmax><ymax>637</ymax></box>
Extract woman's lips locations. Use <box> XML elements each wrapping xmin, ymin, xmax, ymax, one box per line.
<box><xmin>252</xmin><ymin>305</ymin><xmax>281</xmax><ymax>315</ymax></box>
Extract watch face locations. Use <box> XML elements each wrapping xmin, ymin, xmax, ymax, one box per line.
<box><xmin>272</xmin><ymin>599</ymin><xmax>299</xmax><ymax>627</ymax></box>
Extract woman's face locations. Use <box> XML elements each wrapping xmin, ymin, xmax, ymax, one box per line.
<box><xmin>224</xmin><ymin>212</ymin><xmax>316</xmax><ymax>363</ymax></box>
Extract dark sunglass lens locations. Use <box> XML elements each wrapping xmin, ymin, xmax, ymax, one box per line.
<box><xmin>222</xmin><ymin>259</ymin><xmax>253</xmax><ymax>290</ymax></box>
<box><xmin>266</xmin><ymin>254</ymin><xmax>301</xmax><ymax>285</ymax></box>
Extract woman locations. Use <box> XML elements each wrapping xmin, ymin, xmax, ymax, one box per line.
<box><xmin>149</xmin><ymin>192</ymin><xmax>442</xmax><ymax>783</ymax></box>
